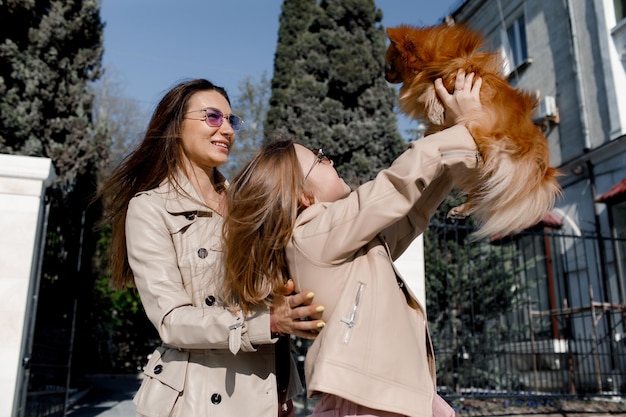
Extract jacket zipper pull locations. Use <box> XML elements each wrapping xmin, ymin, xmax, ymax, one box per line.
<box><xmin>340</xmin><ymin>282</ymin><xmax>365</xmax><ymax>343</ymax></box>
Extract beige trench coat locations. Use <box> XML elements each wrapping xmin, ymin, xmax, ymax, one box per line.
<box><xmin>126</xmin><ymin>173</ymin><xmax>301</xmax><ymax>417</ymax></box>
<box><xmin>287</xmin><ymin>125</ymin><xmax>480</xmax><ymax>417</ymax></box>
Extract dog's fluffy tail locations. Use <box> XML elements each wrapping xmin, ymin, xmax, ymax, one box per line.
<box><xmin>456</xmin><ymin>147</ymin><xmax>561</xmax><ymax>240</ymax></box>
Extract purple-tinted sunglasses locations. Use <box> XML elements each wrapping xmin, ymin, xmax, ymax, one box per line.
<box><xmin>185</xmin><ymin>107</ymin><xmax>243</xmax><ymax>131</ymax></box>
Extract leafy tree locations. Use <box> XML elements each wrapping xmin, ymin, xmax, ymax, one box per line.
<box><xmin>0</xmin><ymin>0</ymin><xmax>110</xmax><ymax>395</ymax></box>
<box><xmin>222</xmin><ymin>72</ymin><xmax>272</xmax><ymax>179</ymax></box>
<box><xmin>266</xmin><ymin>0</ymin><xmax>405</xmax><ymax>187</ymax></box>
<box><xmin>91</xmin><ymin>68</ymin><xmax>148</xmax><ymax>171</ymax></box>
<box><xmin>0</xmin><ymin>0</ymin><xmax>108</xmax><ymax>189</ymax></box>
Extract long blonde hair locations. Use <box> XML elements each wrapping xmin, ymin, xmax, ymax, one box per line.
<box><xmin>223</xmin><ymin>139</ymin><xmax>309</xmax><ymax>314</ymax></box>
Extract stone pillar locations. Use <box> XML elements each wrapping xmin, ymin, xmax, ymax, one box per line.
<box><xmin>0</xmin><ymin>154</ymin><xmax>56</xmax><ymax>417</ymax></box>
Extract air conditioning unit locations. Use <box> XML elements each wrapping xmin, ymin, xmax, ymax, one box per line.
<box><xmin>539</xmin><ymin>96</ymin><xmax>557</xmax><ymax>118</ymax></box>
<box><xmin>534</xmin><ymin>95</ymin><xmax>559</xmax><ymax>126</ymax></box>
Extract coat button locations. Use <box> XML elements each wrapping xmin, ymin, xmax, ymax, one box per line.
<box><xmin>211</xmin><ymin>393</ymin><xmax>222</xmax><ymax>404</ymax></box>
<box><xmin>205</xmin><ymin>295</ymin><xmax>216</xmax><ymax>306</ymax></box>
<box><xmin>197</xmin><ymin>248</ymin><xmax>208</xmax><ymax>258</ymax></box>
<box><xmin>153</xmin><ymin>364</ymin><xmax>163</xmax><ymax>374</ymax></box>
<box><xmin>185</xmin><ymin>213</ymin><xmax>196</xmax><ymax>220</ymax></box>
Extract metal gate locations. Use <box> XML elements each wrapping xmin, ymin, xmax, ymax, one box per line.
<box><xmin>425</xmin><ymin>224</ymin><xmax>626</xmax><ymax>398</ymax></box>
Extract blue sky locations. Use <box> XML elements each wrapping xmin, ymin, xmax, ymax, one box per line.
<box><xmin>100</xmin><ymin>0</ymin><xmax>463</xmax><ymax>137</ymax></box>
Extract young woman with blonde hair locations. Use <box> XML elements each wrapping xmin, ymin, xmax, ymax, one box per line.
<box><xmin>223</xmin><ymin>71</ymin><xmax>483</xmax><ymax>417</ymax></box>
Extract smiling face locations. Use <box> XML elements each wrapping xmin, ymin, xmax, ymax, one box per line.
<box><xmin>294</xmin><ymin>144</ymin><xmax>351</xmax><ymax>204</ymax></box>
<box><xmin>180</xmin><ymin>90</ymin><xmax>236</xmax><ymax>172</ymax></box>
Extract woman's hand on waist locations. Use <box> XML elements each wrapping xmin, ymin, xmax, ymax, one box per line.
<box><xmin>270</xmin><ymin>279</ymin><xmax>326</xmax><ymax>340</ymax></box>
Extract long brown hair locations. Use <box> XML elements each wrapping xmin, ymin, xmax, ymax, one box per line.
<box><xmin>223</xmin><ymin>139</ymin><xmax>309</xmax><ymax>314</ymax></box>
<box><xmin>98</xmin><ymin>79</ymin><xmax>231</xmax><ymax>289</ymax></box>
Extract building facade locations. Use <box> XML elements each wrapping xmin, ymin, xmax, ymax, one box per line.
<box><xmin>438</xmin><ymin>0</ymin><xmax>626</xmax><ymax>394</ymax></box>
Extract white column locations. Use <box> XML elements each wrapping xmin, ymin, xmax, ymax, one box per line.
<box><xmin>0</xmin><ymin>154</ymin><xmax>56</xmax><ymax>417</ymax></box>
<box><xmin>393</xmin><ymin>234</ymin><xmax>426</xmax><ymax>308</ymax></box>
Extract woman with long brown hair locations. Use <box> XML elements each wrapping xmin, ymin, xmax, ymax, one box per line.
<box><xmin>99</xmin><ymin>78</ymin><xmax>324</xmax><ymax>417</ymax></box>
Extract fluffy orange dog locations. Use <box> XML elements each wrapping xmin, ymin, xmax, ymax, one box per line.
<box><xmin>385</xmin><ymin>23</ymin><xmax>561</xmax><ymax>239</ymax></box>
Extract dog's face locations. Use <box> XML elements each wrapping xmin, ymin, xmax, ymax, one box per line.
<box><xmin>384</xmin><ymin>25</ymin><xmax>422</xmax><ymax>85</ymax></box>
<box><xmin>384</xmin><ymin>24</ymin><xmax>492</xmax><ymax>125</ymax></box>
<box><xmin>385</xmin><ymin>25</ymin><xmax>451</xmax><ymax>124</ymax></box>
<box><xmin>385</xmin><ymin>24</ymin><xmax>486</xmax><ymax>85</ymax></box>
<box><xmin>384</xmin><ymin>35</ymin><xmax>403</xmax><ymax>84</ymax></box>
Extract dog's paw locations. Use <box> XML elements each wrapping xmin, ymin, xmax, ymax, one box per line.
<box><xmin>447</xmin><ymin>205</ymin><xmax>469</xmax><ymax>219</ymax></box>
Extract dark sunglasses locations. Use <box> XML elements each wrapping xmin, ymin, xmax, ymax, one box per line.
<box><xmin>185</xmin><ymin>107</ymin><xmax>243</xmax><ymax>131</ymax></box>
<box><xmin>303</xmin><ymin>148</ymin><xmax>333</xmax><ymax>182</ymax></box>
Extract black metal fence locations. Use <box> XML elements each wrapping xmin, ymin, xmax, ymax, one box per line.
<box><xmin>21</xmin><ymin>290</ymin><xmax>76</xmax><ymax>417</ymax></box>
<box><xmin>426</xmin><ymin>224</ymin><xmax>626</xmax><ymax>398</ymax></box>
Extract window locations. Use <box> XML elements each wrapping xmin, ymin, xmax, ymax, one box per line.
<box><xmin>614</xmin><ymin>201</ymin><xmax>626</xmax><ymax>239</ymax></box>
<box><xmin>596</xmin><ymin>179</ymin><xmax>626</xmax><ymax>307</ymax></box>
<box><xmin>507</xmin><ymin>16</ymin><xmax>528</xmax><ymax>68</ymax></box>
<box><xmin>611</xmin><ymin>201</ymin><xmax>626</xmax><ymax>299</ymax></box>
<box><xmin>616</xmin><ymin>0</ymin><xmax>626</xmax><ymax>21</ymax></box>
<box><xmin>500</xmin><ymin>15</ymin><xmax>529</xmax><ymax>76</ymax></box>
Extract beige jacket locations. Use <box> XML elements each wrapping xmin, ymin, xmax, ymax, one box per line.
<box><xmin>287</xmin><ymin>125</ymin><xmax>480</xmax><ymax>417</ymax></box>
<box><xmin>126</xmin><ymin>173</ymin><xmax>301</xmax><ymax>417</ymax></box>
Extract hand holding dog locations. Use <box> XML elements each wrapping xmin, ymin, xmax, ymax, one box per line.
<box><xmin>435</xmin><ymin>69</ymin><xmax>482</xmax><ymax>125</ymax></box>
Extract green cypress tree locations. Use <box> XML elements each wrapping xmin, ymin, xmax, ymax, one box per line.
<box><xmin>0</xmin><ymin>0</ymin><xmax>110</xmax><ymax>398</ymax></box>
<box><xmin>266</xmin><ymin>0</ymin><xmax>405</xmax><ymax>186</ymax></box>
<box><xmin>0</xmin><ymin>0</ymin><xmax>107</xmax><ymax>189</ymax></box>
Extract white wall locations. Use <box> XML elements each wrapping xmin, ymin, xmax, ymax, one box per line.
<box><xmin>0</xmin><ymin>154</ymin><xmax>55</xmax><ymax>417</ymax></box>
<box><xmin>393</xmin><ymin>234</ymin><xmax>426</xmax><ymax>308</ymax></box>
